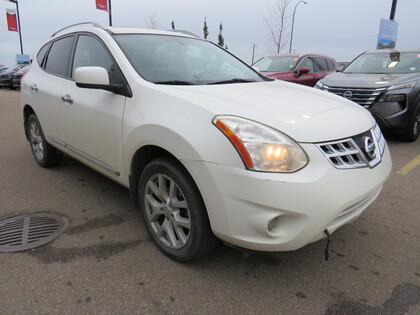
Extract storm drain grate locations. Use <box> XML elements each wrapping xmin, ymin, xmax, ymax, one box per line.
<box><xmin>0</xmin><ymin>213</ymin><xmax>66</xmax><ymax>252</ymax></box>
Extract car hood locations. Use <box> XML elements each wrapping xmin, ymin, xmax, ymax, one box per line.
<box><xmin>14</xmin><ymin>67</ymin><xmax>30</xmax><ymax>75</ymax></box>
<box><xmin>321</xmin><ymin>72</ymin><xmax>420</xmax><ymax>88</ymax></box>
<box><xmin>159</xmin><ymin>80</ymin><xmax>374</xmax><ymax>143</ymax></box>
<box><xmin>1</xmin><ymin>68</ymin><xmax>21</xmax><ymax>75</ymax></box>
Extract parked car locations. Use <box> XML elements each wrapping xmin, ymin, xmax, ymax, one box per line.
<box><xmin>316</xmin><ymin>49</ymin><xmax>420</xmax><ymax>142</ymax></box>
<box><xmin>12</xmin><ymin>65</ymin><xmax>30</xmax><ymax>89</ymax></box>
<box><xmin>0</xmin><ymin>64</ymin><xmax>26</xmax><ymax>89</ymax></box>
<box><xmin>252</xmin><ymin>53</ymin><xmax>337</xmax><ymax>86</ymax></box>
<box><xmin>21</xmin><ymin>23</ymin><xmax>391</xmax><ymax>262</ymax></box>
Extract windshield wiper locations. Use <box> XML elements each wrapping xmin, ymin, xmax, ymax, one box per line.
<box><xmin>155</xmin><ymin>80</ymin><xmax>197</xmax><ymax>85</ymax></box>
<box><xmin>208</xmin><ymin>78</ymin><xmax>257</xmax><ymax>85</ymax></box>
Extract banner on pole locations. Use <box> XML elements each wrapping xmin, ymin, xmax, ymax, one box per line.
<box><xmin>6</xmin><ymin>8</ymin><xmax>18</xmax><ymax>32</ymax></box>
<box><xmin>96</xmin><ymin>0</ymin><xmax>108</xmax><ymax>11</ymax></box>
<box><xmin>16</xmin><ymin>54</ymin><xmax>30</xmax><ymax>64</ymax></box>
<box><xmin>377</xmin><ymin>18</ymin><xmax>398</xmax><ymax>49</ymax></box>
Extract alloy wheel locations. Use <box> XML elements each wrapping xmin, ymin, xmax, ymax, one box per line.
<box><xmin>144</xmin><ymin>173</ymin><xmax>191</xmax><ymax>249</ymax></box>
<box><xmin>29</xmin><ymin>120</ymin><xmax>44</xmax><ymax>162</ymax></box>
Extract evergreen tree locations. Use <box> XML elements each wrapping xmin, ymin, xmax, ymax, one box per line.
<box><xmin>203</xmin><ymin>17</ymin><xmax>209</xmax><ymax>39</ymax></box>
<box><xmin>218</xmin><ymin>22</ymin><xmax>224</xmax><ymax>47</ymax></box>
<box><xmin>171</xmin><ymin>20</ymin><xmax>175</xmax><ymax>30</ymax></box>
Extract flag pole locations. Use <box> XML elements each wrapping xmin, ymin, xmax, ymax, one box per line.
<box><xmin>6</xmin><ymin>0</ymin><xmax>23</xmax><ymax>54</ymax></box>
<box><xmin>108</xmin><ymin>0</ymin><xmax>112</xmax><ymax>26</ymax></box>
<box><xmin>15</xmin><ymin>0</ymin><xmax>23</xmax><ymax>54</ymax></box>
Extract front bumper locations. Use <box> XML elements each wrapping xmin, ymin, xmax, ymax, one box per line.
<box><xmin>184</xmin><ymin>143</ymin><xmax>392</xmax><ymax>252</ymax></box>
<box><xmin>0</xmin><ymin>79</ymin><xmax>12</xmax><ymax>88</ymax></box>
<box><xmin>12</xmin><ymin>79</ymin><xmax>21</xmax><ymax>88</ymax></box>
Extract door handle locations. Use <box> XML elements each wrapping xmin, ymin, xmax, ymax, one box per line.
<box><xmin>31</xmin><ymin>84</ymin><xmax>38</xmax><ymax>92</ymax></box>
<box><xmin>61</xmin><ymin>95</ymin><xmax>73</xmax><ymax>104</ymax></box>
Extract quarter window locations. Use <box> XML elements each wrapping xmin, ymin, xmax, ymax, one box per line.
<box><xmin>44</xmin><ymin>36</ymin><xmax>74</xmax><ymax>77</ymax></box>
<box><xmin>36</xmin><ymin>44</ymin><xmax>50</xmax><ymax>67</ymax></box>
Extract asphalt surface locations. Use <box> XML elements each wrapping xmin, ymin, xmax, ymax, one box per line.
<box><xmin>0</xmin><ymin>89</ymin><xmax>419</xmax><ymax>314</ymax></box>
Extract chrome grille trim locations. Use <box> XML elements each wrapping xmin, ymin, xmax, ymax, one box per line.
<box><xmin>317</xmin><ymin>124</ymin><xmax>386</xmax><ymax>170</ymax></box>
<box><xmin>317</xmin><ymin>138</ymin><xmax>367</xmax><ymax>169</ymax></box>
<box><xmin>322</xmin><ymin>84</ymin><xmax>386</xmax><ymax>107</ymax></box>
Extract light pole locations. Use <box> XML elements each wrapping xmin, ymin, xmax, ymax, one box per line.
<box><xmin>5</xmin><ymin>0</ymin><xmax>23</xmax><ymax>54</ymax></box>
<box><xmin>289</xmin><ymin>1</ymin><xmax>307</xmax><ymax>54</ymax></box>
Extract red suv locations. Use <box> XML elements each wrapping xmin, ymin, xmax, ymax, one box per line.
<box><xmin>253</xmin><ymin>53</ymin><xmax>337</xmax><ymax>87</ymax></box>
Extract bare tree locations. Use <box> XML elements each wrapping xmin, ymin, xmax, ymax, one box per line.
<box><xmin>146</xmin><ymin>12</ymin><xmax>161</xmax><ymax>29</ymax></box>
<box><xmin>264</xmin><ymin>0</ymin><xmax>292</xmax><ymax>53</ymax></box>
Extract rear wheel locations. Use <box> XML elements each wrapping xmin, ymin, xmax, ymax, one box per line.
<box><xmin>401</xmin><ymin>106</ymin><xmax>420</xmax><ymax>142</ymax></box>
<box><xmin>28</xmin><ymin>114</ymin><xmax>63</xmax><ymax>167</ymax></box>
<box><xmin>138</xmin><ymin>157</ymin><xmax>218</xmax><ymax>262</ymax></box>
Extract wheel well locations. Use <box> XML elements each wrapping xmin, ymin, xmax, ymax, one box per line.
<box><xmin>129</xmin><ymin>145</ymin><xmax>178</xmax><ymax>209</ymax></box>
<box><xmin>23</xmin><ymin>105</ymin><xmax>35</xmax><ymax>141</ymax></box>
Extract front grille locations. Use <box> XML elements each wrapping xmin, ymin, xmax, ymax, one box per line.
<box><xmin>13</xmin><ymin>75</ymin><xmax>22</xmax><ymax>80</ymax></box>
<box><xmin>322</xmin><ymin>85</ymin><xmax>386</xmax><ymax>107</ymax></box>
<box><xmin>0</xmin><ymin>75</ymin><xmax>9</xmax><ymax>79</ymax></box>
<box><xmin>317</xmin><ymin>124</ymin><xmax>386</xmax><ymax>169</ymax></box>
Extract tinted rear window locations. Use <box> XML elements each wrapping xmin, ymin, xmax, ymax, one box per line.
<box><xmin>313</xmin><ymin>57</ymin><xmax>328</xmax><ymax>72</ymax></box>
<box><xmin>44</xmin><ymin>36</ymin><xmax>74</xmax><ymax>77</ymax></box>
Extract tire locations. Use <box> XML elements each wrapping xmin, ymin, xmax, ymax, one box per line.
<box><xmin>401</xmin><ymin>106</ymin><xmax>420</xmax><ymax>142</ymax></box>
<box><xmin>138</xmin><ymin>157</ymin><xmax>218</xmax><ymax>262</ymax></box>
<box><xmin>27</xmin><ymin>114</ymin><xmax>63</xmax><ymax>167</ymax></box>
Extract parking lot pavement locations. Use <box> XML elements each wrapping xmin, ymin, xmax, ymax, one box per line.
<box><xmin>0</xmin><ymin>89</ymin><xmax>419</xmax><ymax>314</ymax></box>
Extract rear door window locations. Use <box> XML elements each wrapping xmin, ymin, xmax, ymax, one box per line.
<box><xmin>326</xmin><ymin>59</ymin><xmax>335</xmax><ymax>71</ymax></box>
<box><xmin>313</xmin><ymin>57</ymin><xmax>329</xmax><ymax>72</ymax></box>
<box><xmin>44</xmin><ymin>36</ymin><xmax>75</xmax><ymax>78</ymax></box>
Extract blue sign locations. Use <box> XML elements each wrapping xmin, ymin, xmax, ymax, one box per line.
<box><xmin>377</xmin><ymin>19</ymin><xmax>398</xmax><ymax>49</ymax></box>
<box><xmin>16</xmin><ymin>54</ymin><xmax>30</xmax><ymax>64</ymax></box>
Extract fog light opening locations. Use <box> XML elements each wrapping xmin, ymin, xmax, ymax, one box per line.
<box><xmin>267</xmin><ymin>215</ymin><xmax>283</xmax><ymax>236</ymax></box>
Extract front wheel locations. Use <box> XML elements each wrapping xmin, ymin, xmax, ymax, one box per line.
<box><xmin>138</xmin><ymin>157</ymin><xmax>218</xmax><ymax>262</ymax></box>
<box><xmin>27</xmin><ymin>114</ymin><xmax>63</xmax><ymax>167</ymax></box>
<box><xmin>401</xmin><ymin>106</ymin><xmax>420</xmax><ymax>142</ymax></box>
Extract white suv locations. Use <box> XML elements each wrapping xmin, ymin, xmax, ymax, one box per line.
<box><xmin>21</xmin><ymin>23</ymin><xmax>392</xmax><ymax>261</ymax></box>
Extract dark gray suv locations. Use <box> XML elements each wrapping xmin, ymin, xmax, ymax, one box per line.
<box><xmin>316</xmin><ymin>49</ymin><xmax>420</xmax><ymax>142</ymax></box>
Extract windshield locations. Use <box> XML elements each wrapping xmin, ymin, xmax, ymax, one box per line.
<box><xmin>113</xmin><ymin>34</ymin><xmax>265</xmax><ymax>85</ymax></box>
<box><xmin>344</xmin><ymin>52</ymin><xmax>420</xmax><ymax>74</ymax></box>
<box><xmin>253</xmin><ymin>56</ymin><xmax>298</xmax><ymax>72</ymax></box>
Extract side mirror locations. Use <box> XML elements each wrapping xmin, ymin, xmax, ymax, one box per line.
<box><xmin>336</xmin><ymin>65</ymin><xmax>344</xmax><ymax>72</ymax></box>
<box><xmin>75</xmin><ymin>66</ymin><xmax>125</xmax><ymax>95</ymax></box>
<box><xmin>296</xmin><ymin>67</ymin><xmax>310</xmax><ymax>76</ymax></box>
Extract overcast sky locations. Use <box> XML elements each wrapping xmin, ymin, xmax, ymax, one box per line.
<box><xmin>1</xmin><ymin>0</ymin><xmax>419</xmax><ymax>67</ymax></box>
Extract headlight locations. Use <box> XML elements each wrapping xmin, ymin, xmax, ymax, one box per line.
<box><xmin>315</xmin><ymin>81</ymin><xmax>325</xmax><ymax>89</ymax></box>
<box><xmin>213</xmin><ymin>115</ymin><xmax>308</xmax><ymax>173</ymax></box>
<box><xmin>387</xmin><ymin>81</ymin><xmax>416</xmax><ymax>91</ymax></box>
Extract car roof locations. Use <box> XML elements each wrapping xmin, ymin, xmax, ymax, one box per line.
<box><xmin>264</xmin><ymin>53</ymin><xmax>335</xmax><ymax>59</ymax></box>
<box><xmin>50</xmin><ymin>22</ymin><xmax>199</xmax><ymax>40</ymax></box>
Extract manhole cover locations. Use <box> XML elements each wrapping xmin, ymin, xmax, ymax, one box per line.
<box><xmin>0</xmin><ymin>213</ymin><xmax>66</xmax><ymax>252</ymax></box>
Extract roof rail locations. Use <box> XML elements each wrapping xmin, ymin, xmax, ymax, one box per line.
<box><xmin>168</xmin><ymin>29</ymin><xmax>201</xmax><ymax>38</ymax></box>
<box><xmin>51</xmin><ymin>22</ymin><xmax>104</xmax><ymax>37</ymax></box>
